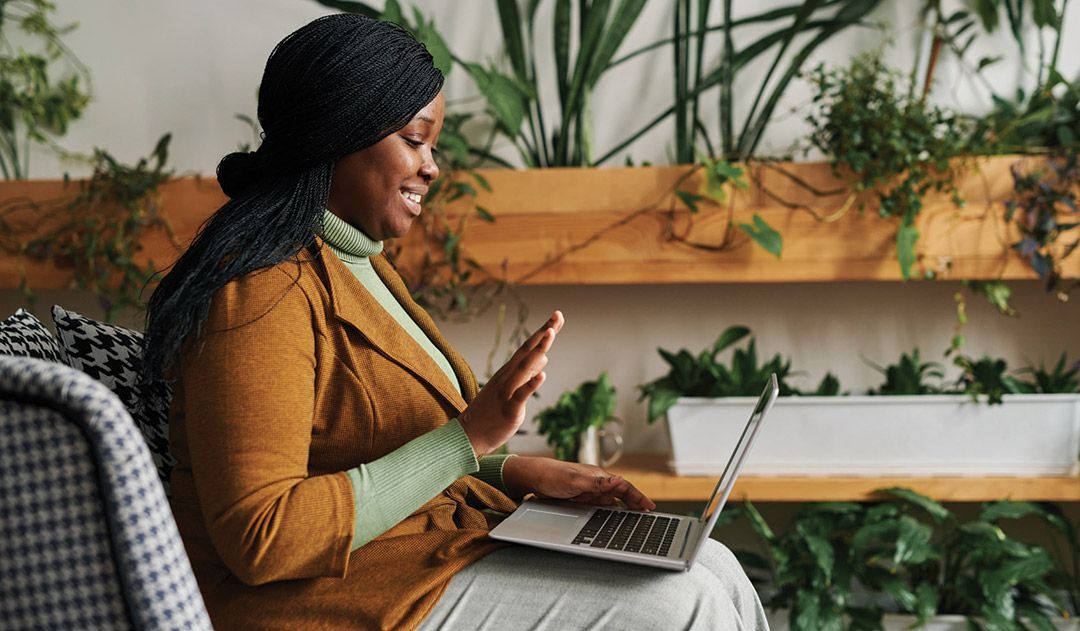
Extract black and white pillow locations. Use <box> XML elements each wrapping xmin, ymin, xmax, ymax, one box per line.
<box><xmin>0</xmin><ymin>309</ymin><xmax>65</xmax><ymax>363</ymax></box>
<box><xmin>51</xmin><ymin>306</ymin><xmax>175</xmax><ymax>491</ymax></box>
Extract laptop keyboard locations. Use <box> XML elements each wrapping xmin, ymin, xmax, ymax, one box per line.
<box><xmin>571</xmin><ymin>509</ymin><xmax>678</xmax><ymax>556</ymax></box>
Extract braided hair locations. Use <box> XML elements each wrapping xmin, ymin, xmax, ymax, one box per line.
<box><xmin>141</xmin><ymin>14</ymin><xmax>443</xmax><ymax>382</ymax></box>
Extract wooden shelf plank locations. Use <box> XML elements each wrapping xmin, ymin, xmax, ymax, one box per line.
<box><xmin>391</xmin><ymin>156</ymin><xmax>1079</xmax><ymax>285</ymax></box>
<box><xmin>1</xmin><ymin>156</ymin><xmax>1074</xmax><ymax>289</ymax></box>
<box><xmin>604</xmin><ymin>454</ymin><xmax>1080</xmax><ymax>502</ymax></box>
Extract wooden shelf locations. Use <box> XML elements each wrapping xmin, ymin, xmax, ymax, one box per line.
<box><xmin>604</xmin><ymin>454</ymin><xmax>1080</xmax><ymax>503</ymax></box>
<box><xmin>392</xmin><ymin>156</ymin><xmax>1079</xmax><ymax>285</ymax></box>
<box><xmin>2</xmin><ymin>156</ymin><xmax>1075</xmax><ymax>289</ymax></box>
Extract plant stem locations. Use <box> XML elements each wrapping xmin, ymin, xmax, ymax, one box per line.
<box><xmin>674</xmin><ymin>0</ymin><xmax>689</xmax><ymax>163</ymax></box>
<box><xmin>692</xmin><ymin>0</ymin><xmax>711</xmax><ymax>159</ymax></box>
<box><xmin>720</xmin><ymin>0</ymin><xmax>734</xmax><ymax>157</ymax></box>
<box><xmin>1047</xmin><ymin>0</ymin><xmax>1069</xmax><ymax>77</ymax></box>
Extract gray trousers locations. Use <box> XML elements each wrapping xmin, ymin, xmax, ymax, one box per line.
<box><xmin>419</xmin><ymin>539</ymin><xmax>769</xmax><ymax>630</ymax></box>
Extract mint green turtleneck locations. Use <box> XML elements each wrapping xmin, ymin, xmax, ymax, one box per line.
<box><xmin>319</xmin><ymin>209</ymin><xmax>513</xmax><ymax>551</ymax></box>
<box><xmin>320</xmin><ymin>211</ymin><xmax>461</xmax><ymax>392</ymax></box>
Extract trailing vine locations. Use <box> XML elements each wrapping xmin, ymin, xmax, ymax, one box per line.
<box><xmin>0</xmin><ymin>134</ymin><xmax>177</xmax><ymax>321</ymax></box>
<box><xmin>1005</xmin><ymin>153</ymin><xmax>1079</xmax><ymax>300</ymax></box>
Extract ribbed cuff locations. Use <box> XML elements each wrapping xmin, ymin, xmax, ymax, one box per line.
<box><xmin>474</xmin><ymin>453</ymin><xmax>516</xmax><ymax>495</ymax></box>
<box><xmin>346</xmin><ymin>419</ymin><xmax>479</xmax><ymax>550</ymax></box>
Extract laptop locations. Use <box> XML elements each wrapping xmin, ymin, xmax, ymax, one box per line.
<box><xmin>489</xmin><ymin>373</ymin><xmax>779</xmax><ymax>571</ymax></box>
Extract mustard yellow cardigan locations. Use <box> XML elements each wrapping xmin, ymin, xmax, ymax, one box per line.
<box><xmin>168</xmin><ymin>243</ymin><xmax>516</xmax><ymax>630</ymax></box>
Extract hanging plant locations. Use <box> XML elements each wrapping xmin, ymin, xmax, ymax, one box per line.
<box><xmin>1005</xmin><ymin>153</ymin><xmax>1079</xmax><ymax>300</ymax></box>
<box><xmin>805</xmin><ymin>53</ymin><xmax>984</xmax><ymax>280</ymax></box>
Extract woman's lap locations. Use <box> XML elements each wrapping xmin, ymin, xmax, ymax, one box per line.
<box><xmin>419</xmin><ymin>538</ymin><xmax>768</xmax><ymax>631</ymax></box>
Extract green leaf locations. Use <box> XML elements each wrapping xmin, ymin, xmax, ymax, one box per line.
<box><xmin>461</xmin><ymin>62</ymin><xmax>529</xmax><ymax>137</ymax></box>
<box><xmin>675</xmin><ymin>190</ymin><xmax>704</xmax><ymax>213</ymax></box>
<box><xmin>896</xmin><ymin>224</ymin><xmax>919</xmax><ymax>280</ymax></box>
<box><xmin>381</xmin><ymin>0</ymin><xmax>405</xmax><ymax>25</ymax></box>
<box><xmin>980</xmin><ymin>501</ymin><xmax>1044</xmax><ymax>523</ymax></box>
<box><xmin>470</xmin><ymin>171</ymin><xmax>492</xmax><ymax>192</ymax></box>
<box><xmin>878</xmin><ymin>573</ymin><xmax>917</xmax><ymax>610</ymax></box>
<box><xmin>585</xmin><ymin>0</ymin><xmax>648</xmax><ymax>88</ymax></box>
<box><xmin>712</xmin><ymin>325</ymin><xmax>751</xmax><ymax>355</ymax></box>
<box><xmin>973</xmin><ymin>0</ymin><xmax>1000</xmax><ymax>32</ymax></box>
<box><xmin>646</xmin><ymin>386</ymin><xmax>680</xmax><ymax>423</ymax></box>
<box><xmin>738</xmin><ymin>214</ymin><xmax>783</xmax><ymax>258</ymax></box>
<box><xmin>309</xmin><ymin>0</ymin><xmax>381</xmax><ymax>18</ymax></box>
<box><xmin>894</xmin><ymin>515</ymin><xmax>935</xmax><ymax>565</ymax></box>
<box><xmin>878</xmin><ymin>487</ymin><xmax>951</xmax><ymax>522</ymax></box>
<box><xmin>495</xmin><ymin>0</ymin><xmax>529</xmax><ymax>83</ymax></box>
<box><xmin>475</xmin><ymin>206</ymin><xmax>495</xmax><ymax>222</ymax></box>
<box><xmin>914</xmin><ymin>582</ymin><xmax>938</xmax><ymax>624</ymax></box>
<box><xmin>410</xmin><ymin>9</ymin><xmax>453</xmax><ymax>76</ymax></box>
<box><xmin>742</xmin><ymin>499</ymin><xmax>776</xmax><ymax>542</ymax></box>
<box><xmin>796</xmin><ymin>523</ymin><xmax>834</xmax><ymax>584</ymax></box>
<box><xmin>1031</xmin><ymin>0</ymin><xmax>1057</xmax><ymax>28</ymax></box>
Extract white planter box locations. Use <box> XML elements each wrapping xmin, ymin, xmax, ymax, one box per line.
<box><xmin>666</xmin><ymin>394</ymin><xmax>1080</xmax><ymax>476</ymax></box>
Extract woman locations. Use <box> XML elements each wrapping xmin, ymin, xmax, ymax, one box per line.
<box><xmin>143</xmin><ymin>14</ymin><xmax>768</xmax><ymax>631</ymax></box>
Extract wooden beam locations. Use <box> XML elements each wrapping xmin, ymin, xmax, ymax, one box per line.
<box><xmin>605</xmin><ymin>454</ymin><xmax>1080</xmax><ymax>502</ymax></box>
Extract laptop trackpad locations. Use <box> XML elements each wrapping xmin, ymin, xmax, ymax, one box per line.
<box><xmin>516</xmin><ymin>508</ymin><xmax>580</xmax><ymax>538</ymax></box>
<box><xmin>524</xmin><ymin>508</ymin><xmax>579</xmax><ymax>527</ymax></box>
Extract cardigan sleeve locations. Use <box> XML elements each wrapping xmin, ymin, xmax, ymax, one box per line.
<box><xmin>179</xmin><ymin>265</ymin><xmax>355</xmax><ymax>586</ymax></box>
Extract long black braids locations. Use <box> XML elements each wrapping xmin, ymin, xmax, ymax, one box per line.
<box><xmin>141</xmin><ymin>14</ymin><xmax>443</xmax><ymax>383</ymax></box>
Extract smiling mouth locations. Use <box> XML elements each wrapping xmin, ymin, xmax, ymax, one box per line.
<box><xmin>400</xmin><ymin>190</ymin><xmax>423</xmax><ymax>215</ymax></box>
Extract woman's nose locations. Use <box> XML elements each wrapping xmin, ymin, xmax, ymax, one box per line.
<box><xmin>419</xmin><ymin>150</ymin><xmax>439</xmax><ymax>182</ymax></box>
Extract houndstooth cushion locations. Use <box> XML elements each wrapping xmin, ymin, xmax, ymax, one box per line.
<box><xmin>0</xmin><ymin>355</ymin><xmax>211</xmax><ymax>630</ymax></box>
<box><xmin>0</xmin><ymin>308</ymin><xmax>64</xmax><ymax>363</ymax></box>
<box><xmin>51</xmin><ymin>306</ymin><xmax>174</xmax><ymax>492</ymax></box>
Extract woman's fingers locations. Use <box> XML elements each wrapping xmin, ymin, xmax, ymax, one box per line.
<box><xmin>586</xmin><ymin>475</ymin><xmax>656</xmax><ymax>512</ymax></box>
<box><xmin>504</xmin><ymin>329</ymin><xmax>554</xmax><ymax>395</ymax></box>
<box><xmin>495</xmin><ymin>311</ymin><xmax>563</xmax><ymax>379</ymax></box>
<box><xmin>508</xmin><ymin>370</ymin><xmax>545</xmax><ymax>409</ymax></box>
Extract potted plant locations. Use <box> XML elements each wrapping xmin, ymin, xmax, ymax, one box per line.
<box><xmin>737</xmin><ymin>489</ymin><xmax>1077</xmax><ymax>630</ymax></box>
<box><xmin>535</xmin><ymin>371</ymin><xmax>623</xmax><ymax>465</ymax></box>
<box><xmin>640</xmin><ymin>328</ymin><xmax>1080</xmax><ymax>476</ymax></box>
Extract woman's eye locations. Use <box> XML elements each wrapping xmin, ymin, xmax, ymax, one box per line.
<box><xmin>402</xmin><ymin>136</ymin><xmax>423</xmax><ymax>148</ymax></box>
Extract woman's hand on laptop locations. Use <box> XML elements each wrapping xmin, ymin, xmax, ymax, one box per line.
<box><xmin>502</xmin><ymin>456</ymin><xmax>656</xmax><ymax>512</ymax></box>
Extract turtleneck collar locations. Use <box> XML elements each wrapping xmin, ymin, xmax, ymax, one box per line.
<box><xmin>321</xmin><ymin>209</ymin><xmax>384</xmax><ymax>260</ymax></box>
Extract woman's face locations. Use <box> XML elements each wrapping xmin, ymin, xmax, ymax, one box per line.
<box><xmin>327</xmin><ymin>91</ymin><xmax>445</xmax><ymax>241</ymax></box>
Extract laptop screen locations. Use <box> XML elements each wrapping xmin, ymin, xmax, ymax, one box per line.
<box><xmin>694</xmin><ymin>374</ymin><xmax>778</xmax><ymax>533</ymax></box>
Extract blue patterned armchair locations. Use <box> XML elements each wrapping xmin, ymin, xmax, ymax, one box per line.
<box><xmin>0</xmin><ymin>355</ymin><xmax>212</xmax><ymax>630</ymax></box>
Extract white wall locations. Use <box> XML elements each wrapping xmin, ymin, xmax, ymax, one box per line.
<box><xmin>4</xmin><ymin>0</ymin><xmax>1078</xmax><ymax>453</ymax></box>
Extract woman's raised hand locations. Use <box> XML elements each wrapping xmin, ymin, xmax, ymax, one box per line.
<box><xmin>459</xmin><ymin>311</ymin><xmax>564</xmax><ymax>456</ymax></box>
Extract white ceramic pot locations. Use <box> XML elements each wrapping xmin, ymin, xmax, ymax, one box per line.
<box><xmin>665</xmin><ymin>394</ymin><xmax>1080</xmax><ymax>476</ymax></box>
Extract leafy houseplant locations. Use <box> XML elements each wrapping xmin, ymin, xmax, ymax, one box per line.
<box><xmin>740</xmin><ymin>490</ymin><xmax>1072</xmax><ymax>630</ymax></box>
<box><xmin>804</xmin><ymin>52</ymin><xmax>983</xmax><ymax>280</ymax></box>
<box><xmin>951</xmin><ymin>353</ymin><xmax>1026</xmax><ymax>405</ymax></box>
<box><xmin>649</xmin><ymin>336</ymin><xmax>1080</xmax><ymax>476</ymax></box>
<box><xmin>638</xmin><ymin>324</ymin><xmax>839</xmax><ymax>424</ymax></box>
<box><xmin>866</xmin><ymin>348</ymin><xmax>944</xmax><ymax>395</ymax></box>
<box><xmin>1015</xmin><ymin>352</ymin><xmax>1080</xmax><ymax>395</ymax></box>
<box><xmin>0</xmin><ymin>0</ymin><xmax>91</xmax><ymax>179</ymax></box>
<box><xmin>535</xmin><ymin>371</ymin><xmax>616</xmax><ymax>461</ymax></box>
